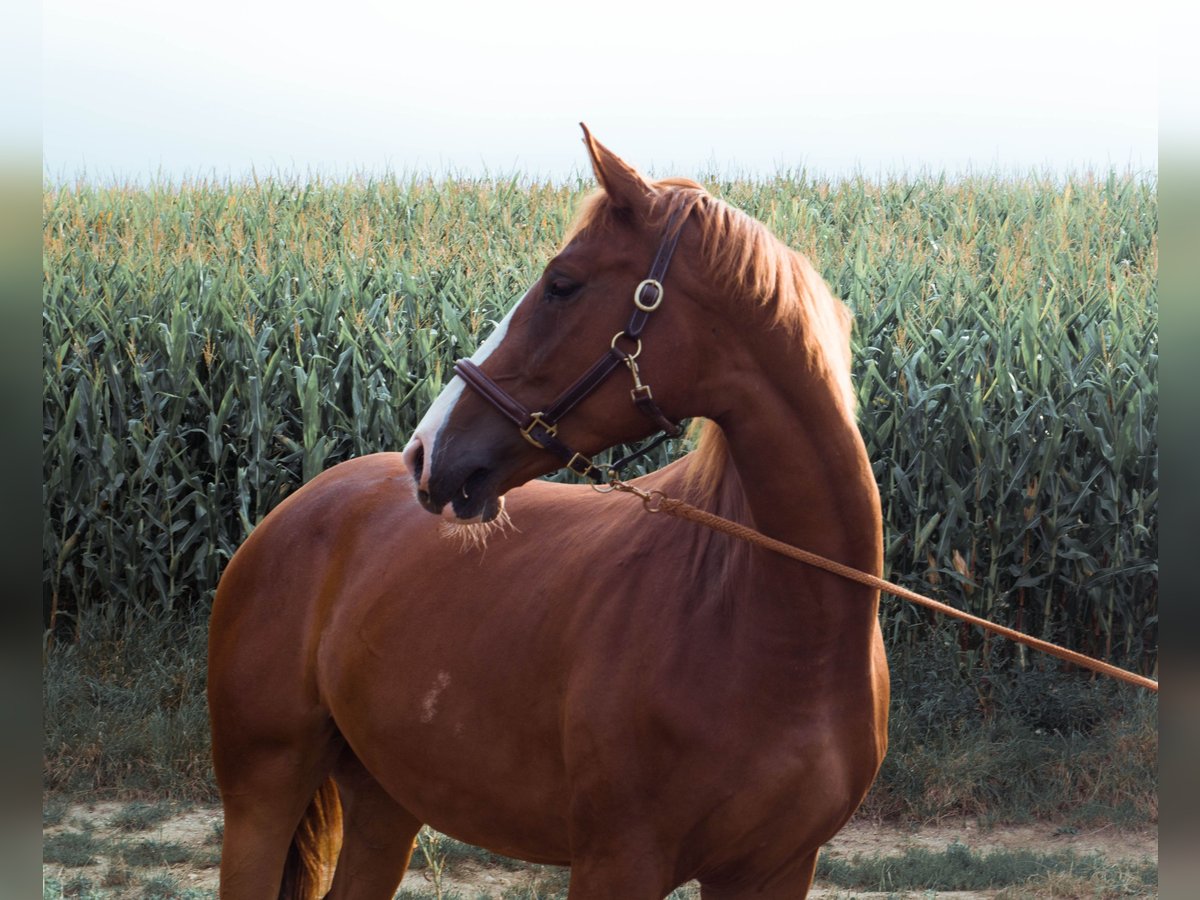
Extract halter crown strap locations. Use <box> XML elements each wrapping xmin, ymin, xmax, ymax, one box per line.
<box><xmin>453</xmin><ymin>206</ymin><xmax>689</xmax><ymax>482</ymax></box>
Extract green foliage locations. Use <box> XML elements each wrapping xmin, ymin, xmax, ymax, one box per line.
<box><xmin>108</xmin><ymin>801</ymin><xmax>174</xmax><ymax>832</ymax></box>
<box><xmin>42</xmin><ymin>615</ymin><xmax>212</xmax><ymax>798</ymax></box>
<box><xmin>43</xmin><ymin>175</ymin><xmax>576</xmax><ymax>634</ymax></box>
<box><xmin>44</xmin><ymin>795</ymin><xmax>69</xmax><ymax>827</ymax></box>
<box><xmin>863</xmin><ymin>631</ymin><xmax>1158</xmax><ymax>824</ymax></box>
<box><xmin>841</xmin><ymin>175</ymin><xmax>1158</xmax><ymax>675</ymax></box>
<box><xmin>118</xmin><ymin>839</ymin><xmax>194</xmax><ymax>867</ymax></box>
<box><xmin>816</xmin><ymin>842</ymin><xmax>1157</xmax><ymax>892</ymax></box>
<box><xmin>136</xmin><ymin>874</ymin><xmax>211</xmax><ymax>899</ymax></box>
<box><xmin>43</xmin><ymin>830</ymin><xmax>108</xmax><ymax>866</ymax></box>
<box><xmin>43</xmin><ymin>875</ymin><xmax>101</xmax><ymax>900</ymax></box>
<box><xmin>42</xmin><ymin>172</ymin><xmax>1156</xmax><ymax>677</ymax></box>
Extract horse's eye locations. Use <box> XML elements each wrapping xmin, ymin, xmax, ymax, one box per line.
<box><xmin>543</xmin><ymin>277</ymin><xmax>580</xmax><ymax>302</ymax></box>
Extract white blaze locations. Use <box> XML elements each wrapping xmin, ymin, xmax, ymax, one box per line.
<box><xmin>403</xmin><ymin>301</ymin><xmax>519</xmax><ymax>491</ymax></box>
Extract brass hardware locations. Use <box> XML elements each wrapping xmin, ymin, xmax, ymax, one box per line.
<box><xmin>633</xmin><ymin>278</ymin><xmax>664</xmax><ymax>312</ymax></box>
<box><xmin>610</xmin><ymin>480</ymin><xmax>667</xmax><ymax>512</ymax></box>
<box><xmin>624</xmin><ymin>355</ymin><xmax>653</xmax><ymax>402</ymax></box>
<box><xmin>520</xmin><ymin>412</ymin><xmax>557</xmax><ymax>448</ymax></box>
<box><xmin>642</xmin><ymin>489</ymin><xmax>667</xmax><ymax>513</ymax></box>
<box><xmin>610</xmin><ymin>331</ymin><xmax>643</xmax><ymax>360</ymax></box>
<box><xmin>589</xmin><ymin>465</ymin><xmax>620</xmax><ymax>493</ymax></box>
<box><xmin>566</xmin><ymin>452</ymin><xmax>597</xmax><ymax>479</ymax></box>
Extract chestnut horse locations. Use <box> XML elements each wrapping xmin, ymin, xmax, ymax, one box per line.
<box><xmin>208</xmin><ymin>126</ymin><xmax>888</xmax><ymax>899</ymax></box>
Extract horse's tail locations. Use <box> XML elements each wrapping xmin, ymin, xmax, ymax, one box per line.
<box><xmin>278</xmin><ymin>776</ymin><xmax>343</xmax><ymax>900</ymax></box>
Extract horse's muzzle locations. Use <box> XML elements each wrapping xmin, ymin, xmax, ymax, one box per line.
<box><xmin>402</xmin><ymin>436</ymin><xmax>506</xmax><ymax>523</ymax></box>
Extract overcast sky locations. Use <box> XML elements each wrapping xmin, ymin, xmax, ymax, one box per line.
<box><xmin>42</xmin><ymin>0</ymin><xmax>1158</xmax><ymax>183</ymax></box>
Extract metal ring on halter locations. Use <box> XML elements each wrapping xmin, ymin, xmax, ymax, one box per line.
<box><xmin>633</xmin><ymin>278</ymin><xmax>664</xmax><ymax>312</ymax></box>
<box><xmin>589</xmin><ymin>464</ymin><xmax>620</xmax><ymax>493</ymax></box>
<box><xmin>641</xmin><ymin>489</ymin><xmax>667</xmax><ymax>513</ymax></box>
<box><xmin>610</xmin><ymin>331</ymin><xmax>642</xmax><ymax>360</ymax></box>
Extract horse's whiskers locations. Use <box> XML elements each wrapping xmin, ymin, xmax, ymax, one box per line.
<box><xmin>438</xmin><ymin>504</ymin><xmax>515</xmax><ymax>552</ymax></box>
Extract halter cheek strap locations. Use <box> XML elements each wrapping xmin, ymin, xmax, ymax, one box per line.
<box><xmin>453</xmin><ymin>208</ymin><xmax>688</xmax><ymax>483</ymax></box>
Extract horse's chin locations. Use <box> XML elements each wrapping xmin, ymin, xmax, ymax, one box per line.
<box><xmin>443</xmin><ymin>493</ymin><xmax>506</xmax><ymax>524</ymax></box>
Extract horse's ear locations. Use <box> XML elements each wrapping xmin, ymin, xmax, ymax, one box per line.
<box><xmin>580</xmin><ymin>123</ymin><xmax>653</xmax><ymax>212</ymax></box>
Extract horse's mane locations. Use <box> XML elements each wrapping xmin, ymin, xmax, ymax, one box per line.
<box><xmin>568</xmin><ymin>179</ymin><xmax>855</xmax><ymax>524</ymax></box>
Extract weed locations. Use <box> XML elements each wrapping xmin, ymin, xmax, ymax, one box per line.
<box><xmin>816</xmin><ymin>842</ymin><xmax>1157</xmax><ymax>892</ymax></box>
<box><xmin>43</xmin><ymin>830</ymin><xmax>108</xmax><ymax>866</ymax></box>
<box><xmin>138</xmin><ymin>873</ymin><xmax>205</xmax><ymax>899</ymax></box>
<box><xmin>192</xmin><ymin>845</ymin><xmax>221</xmax><ymax>868</ymax></box>
<box><xmin>44</xmin><ymin>796</ymin><xmax>68</xmax><ymax>827</ymax></box>
<box><xmin>109</xmin><ymin>801</ymin><xmax>175</xmax><ymax>831</ymax></box>
<box><xmin>416</xmin><ymin>826</ymin><xmax>452</xmax><ymax>899</ymax></box>
<box><xmin>860</xmin><ymin>637</ymin><xmax>1158</xmax><ymax>824</ymax></box>
<box><xmin>43</xmin><ymin>615</ymin><xmax>214</xmax><ymax>799</ymax></box>
<box><xmin>61</xmin><ymin>874</ymin><xmax>95</xmax><ymax>897</ymax></box>
<box><xmin>409</xmin><ymin>834</ymin><xmax>525</xmax><ymax>872</ymax></box>
<box><xmin>995</xmin><ymin>869</ymin><xmax>1155</xmax><ymax>898</ymax></box>
<box><xmin>140</xmin><ymin>874</ymin><xmax>178</xmax><ymax>899</ymax></box>
<box><xmin>502</xmin><ymin>867</ymin><xmax>572</xmax><ymax>899</ymax></box>
<box><xmin>119</xmin><ymin>839</ymin><xmax>194</xmax><ymax>867</ymax></box>
<box><xmin>100</xmin><ymin>864</ymin><xmax>132</xmax><ymax>889</ymax></box>
<box><xmin>396</xmin><ymin>889</ymin><xmax>463</xmax><ymax>900</ymax></box>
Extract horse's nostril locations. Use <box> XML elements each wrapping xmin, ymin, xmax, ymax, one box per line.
<box><xmin>415</xmin><ymin>487</ymin><xmax>442</xmax><ymax>515</ymax></box>
<box><xmin>402</xmin><ymin>437</ymin><xmax>426</xmax><ymax>489</ymax></box>
<box><xmin>412</xmin><ymin>443</ymin><xmax>425</xmax><ymax>482</ymax></box>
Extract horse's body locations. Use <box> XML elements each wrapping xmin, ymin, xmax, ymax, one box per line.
<box><xmin>209</xmin><ymin>128</ymin><xmax>888</xmax><ymax>899</ymax></box>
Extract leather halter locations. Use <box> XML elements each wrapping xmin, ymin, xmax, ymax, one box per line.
<box><xmin>454</xmin><ymin>208</ymin><xmax>688</xmax><ymax>483</ymax></box>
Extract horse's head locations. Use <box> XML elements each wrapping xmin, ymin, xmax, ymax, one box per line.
<box><xmin>402</xmin><ymin>126</ymin><xmax>733</xmax><ymax>522</ymax></box>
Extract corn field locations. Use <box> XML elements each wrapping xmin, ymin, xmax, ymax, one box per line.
<box><xmin>42</xmin><ymin>173</ymin><xmax>1157</xmax><ymax>674</ymax></box>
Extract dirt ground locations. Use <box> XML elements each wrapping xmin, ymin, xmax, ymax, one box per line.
<box><xmin>43</xmin><ymin>802</ymin><xmax>1157</xmax><ymax>898</ymax></box>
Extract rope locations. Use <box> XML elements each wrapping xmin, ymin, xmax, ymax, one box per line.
<box><xmin>612</xmin><ymin>483</ymin><xmax>1159</xmax><ymax>693</ymax></box>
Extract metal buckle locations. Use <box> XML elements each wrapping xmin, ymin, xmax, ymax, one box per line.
<box><xmin>633</xmin><ymin>278</ymin><xmax>664</xmax><ymax>312</ymax></box>
<box><xmin>630</xmin><ymin>383</ymin><xmax>654</xmax><ymax>403</ymax></box>
<box><xmin>520</xmin><ymin>412</ymin><xmax>557</xmax><ymax>449</ymax></box>
<box><xmin>566</xmin><ymin>452</ymin><xmax>597</xmax><ymax>479</ymax></box>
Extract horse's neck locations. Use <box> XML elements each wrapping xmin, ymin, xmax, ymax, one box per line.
<box><xmin>713</xmin><ymin>381</ymin><xmax>883</xmax><ymax>655</ymax></box>
<box><xmin>728</xmin><ymin>396</ymin><xmax>879</xmax><ymax>569</ymax></box>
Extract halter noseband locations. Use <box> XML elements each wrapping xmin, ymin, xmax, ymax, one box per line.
<box><xmin>454</xmin><ymin>208</ymin><xmax>687</xmax><ymax>483</ymax></box>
